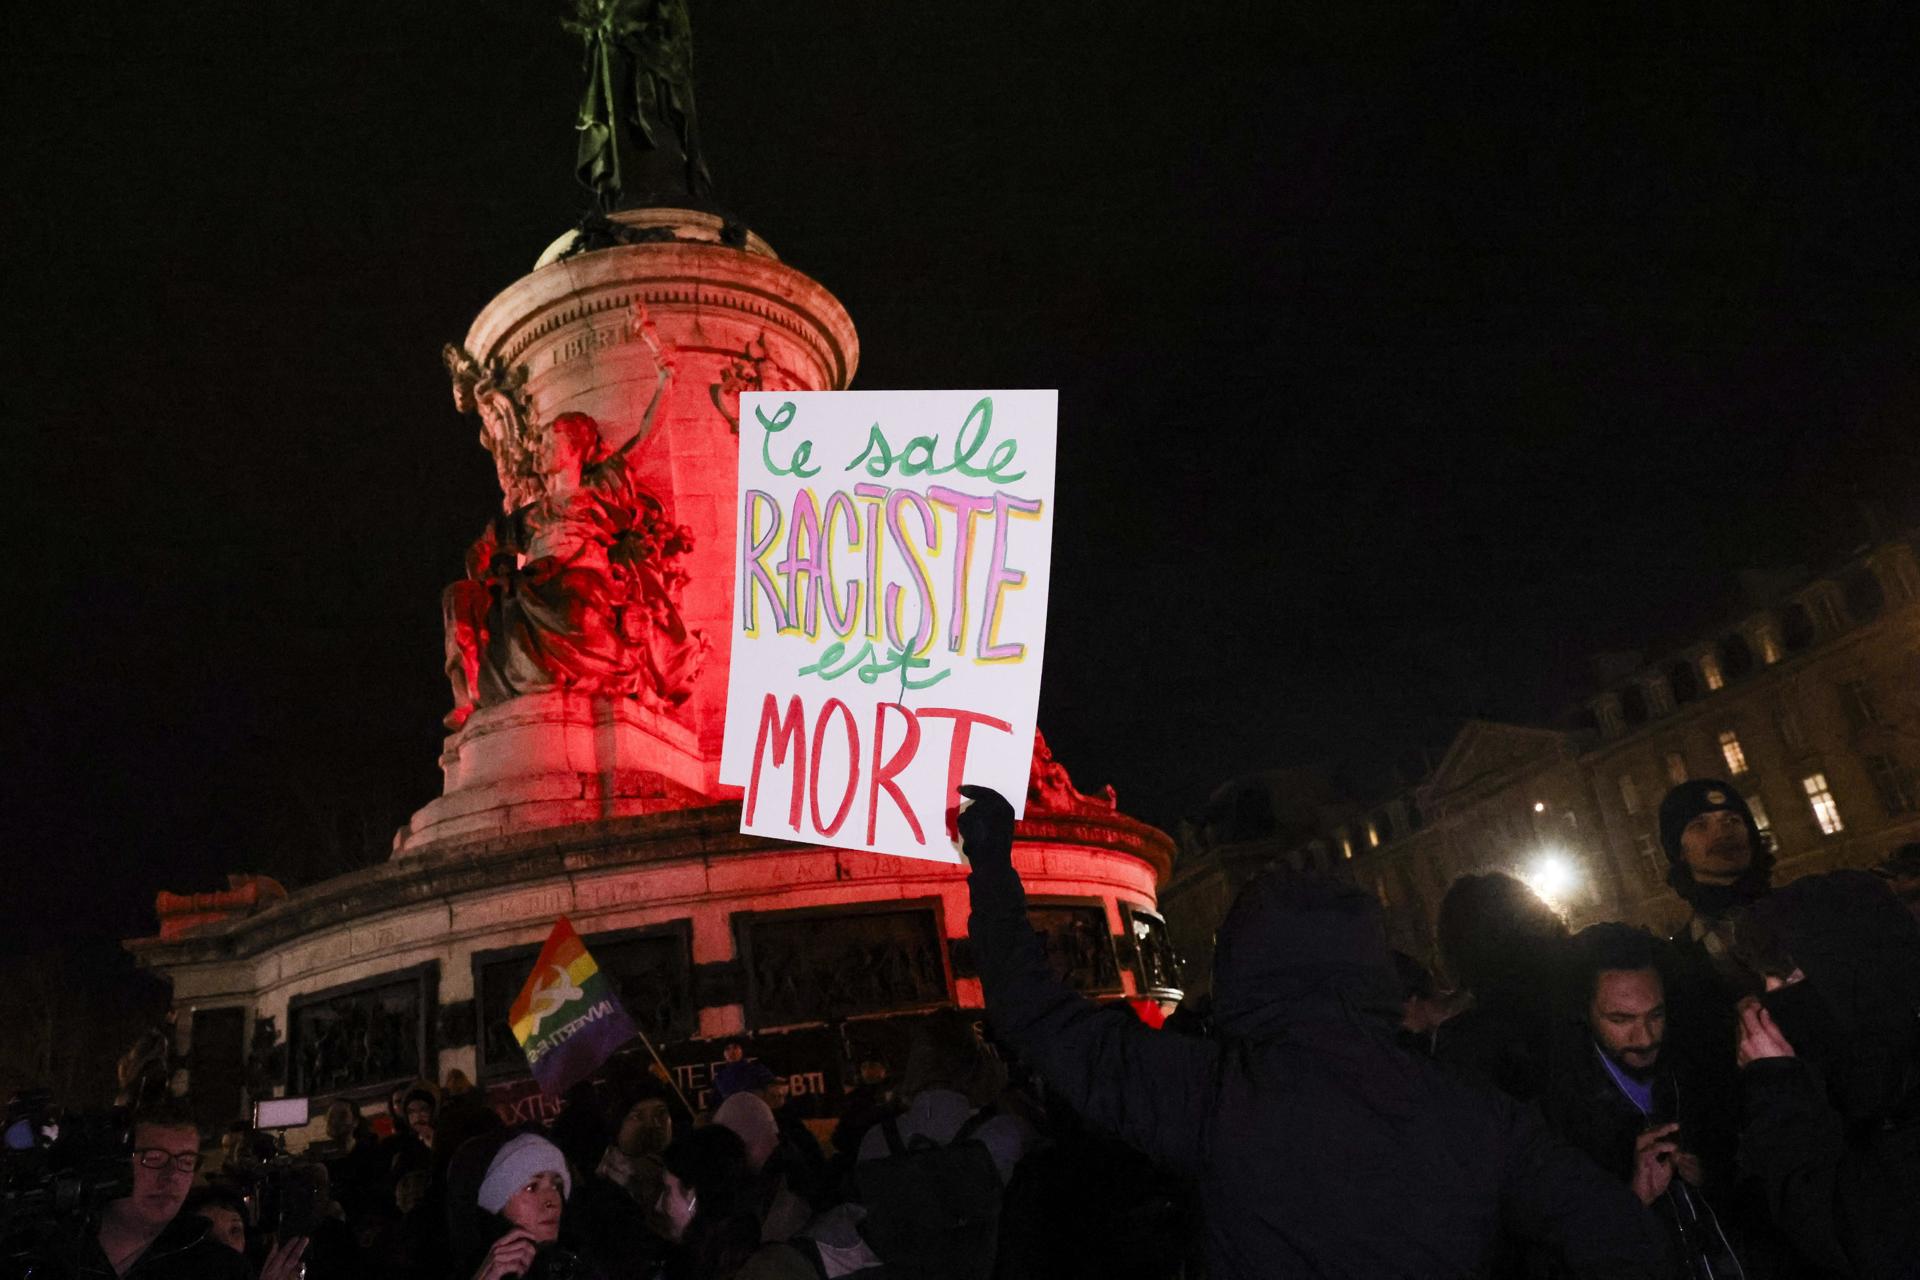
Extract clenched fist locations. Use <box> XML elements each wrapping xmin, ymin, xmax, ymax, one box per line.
<box><xmin>956</xmin><ymin>785</ymin><xmax>1015</xmax><ymax>872</ymax></box>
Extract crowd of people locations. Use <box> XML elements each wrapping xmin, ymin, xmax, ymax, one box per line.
<box><xmin>959</xmin><ymin>777</ymin><xmax>1918</xmax><ymax>1279</ymax></box>
<box><xmin>9</xmin><ymin>777</ymin><xmax>1918</xmax><ymax>1279</ymax></box>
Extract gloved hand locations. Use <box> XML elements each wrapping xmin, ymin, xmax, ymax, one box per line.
<box><xmin>955</xmin><ymin>785</ymin><xmax>1015</xmax><ymax>872</ymax></box>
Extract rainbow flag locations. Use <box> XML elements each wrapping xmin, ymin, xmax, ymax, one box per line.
<box><xmin>508</xmin><ymin>917</ymin><xmax>639</xmax><ymax>1097</ymax></box>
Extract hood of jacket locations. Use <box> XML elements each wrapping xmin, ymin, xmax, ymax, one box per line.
<box><xmin>1210</xmin><ymin>869</ymin><xmax>1407</xmax><ymax>1043</ymax></box>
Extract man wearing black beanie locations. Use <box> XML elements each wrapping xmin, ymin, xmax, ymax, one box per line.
<box><xmin>1657</xmin><ymin>778</ymin><xmax>1773</xmax><ymax>992</ymax></box>
<box><xmin>1654</xmin><ymin>778</ymin><xmax>1776</xmax><ymax>1231</ymax></box>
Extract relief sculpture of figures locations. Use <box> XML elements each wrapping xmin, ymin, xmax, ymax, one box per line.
<box><xmin>440</xmin><ymin>314</ymin><xmax>708</xmax><ymax>728</ymax></box>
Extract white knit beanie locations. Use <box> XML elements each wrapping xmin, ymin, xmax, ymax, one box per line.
<box><xmin>713</xmin><ymin>1092</ymin><xmax>779</xmax><ymax>1171</ymax></box>
<box><xmin>476</xmin><ymin>1133</ymin><xmax>573</xmax><ymax>1213</ymax></box>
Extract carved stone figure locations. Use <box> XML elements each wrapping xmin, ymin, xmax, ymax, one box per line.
<box><xmin>115</xmin><ymin>1017</ymin><xmax>174</xmax><ymax>1109</ymax></box>
<box><xmin>243</xmin><ymin>1015</ymin><xmax>285</xmax><ymax>1101</ymax></box>
<box><xmin>707</xmin><ymin>332</ymin><xmax>802</xmax><ymax>434</ymax></box>
<box><xmin>1027</xmin><ymin>729</ymin><xmax>1120</xmax><ymax>814</ymax></box>
<box><xmin>440</xmin><ymin>316</ymin><xmax>708</xmax><ymax>727</ymax></box>
<box><xmin>443</xmin><ymin>346</ymin><xmax>542</xmax><ymax>512</ymax></box>
<box><xmin>566</xmin><ymin>0</ymin><xmax>713</xmax><ymax>210</ymax></box>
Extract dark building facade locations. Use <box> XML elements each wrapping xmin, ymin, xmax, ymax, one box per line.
<box><xmin>1165</xmin><ymin>535</ymin><xmax>1920</xmax><ymax>982</ymax></box>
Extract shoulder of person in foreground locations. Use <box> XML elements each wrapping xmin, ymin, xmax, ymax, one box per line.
<box><xmin>959</xmin><ymin>785</ymin><xmax>1221</xmax><ymax>1175</ymax></box>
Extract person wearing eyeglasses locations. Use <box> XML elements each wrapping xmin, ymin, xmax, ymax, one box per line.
<box><xmin>42</xmin><ymin>1101</ymin><xmax>261</xmax><ymax>1279</ymax></box>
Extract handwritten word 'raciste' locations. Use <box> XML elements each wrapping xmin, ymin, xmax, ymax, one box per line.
<box><xmin>742</xmin><ymin>482</ymin><xmax>1042</xmax><ymax>662</ymax></box>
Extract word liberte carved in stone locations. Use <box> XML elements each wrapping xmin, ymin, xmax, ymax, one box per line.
<box><xmin>439</xmin><ymin>305</ymin><xmax>708</xmax><ymax>728</ymax></box>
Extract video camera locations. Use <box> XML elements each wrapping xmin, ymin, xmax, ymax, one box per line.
<box><xmin>0</xmin><ymin>1092</ymin><xmax>132</xmax><ymax>1235</ymax></box>
<box><xmin>223</xmin><ymin>1097</ymin><xmax>326</xmax><ymax>1241</ymax></box>
<box><xmin>1</xmin><ymin>1091</ymin><xmax>134</xmax><ymax>1277</ymax></box>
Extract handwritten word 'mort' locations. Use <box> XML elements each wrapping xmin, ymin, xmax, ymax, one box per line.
<box><xmin>756</xmin><ymin>395</ymin><xmax>1026</xmax><ymax>483</ymax></box>
<box><xmin>743</xmin><ymin>483</ymin><xmax>1042</xmax><ymax>661</ymax></box>
<box><xmin>744</xmin><ymin>693</ymin><xmax>1013</xmax><ymax>846</ymax></box>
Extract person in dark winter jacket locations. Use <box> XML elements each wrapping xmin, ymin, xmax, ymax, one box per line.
<box><xmin>1541</xmin><ymin>923</ymin><xmax>1749</xmax><ymax>1278</ymax></box>
<box><xmin>1657</xmin><ymin>780</ymin><xmax>1774</xmax><ymax>1217</ymax></box>
<box><xmin>1872</xmin><ymin>842</ymin><xmax>1920</xmax><ymax>922</ymax></box>
<box><xmin>24</xmin><ymin>1103</ymin><xmax>282</xmax><ymax>1280</ymax></box>
<box><xmin>448</xmin><ymin>1127</ymin><xmax>609</xmax><ymax>1280</ymax></box>
<box><xmin>1659</xmin><ymin>781</ymin><xmax>1773</xmax><ymax>993</ymax></box>
<box><xmin>958</xmin><ymin>785</ymin><xmax>1670</xmax><ymax>1279</ymax></box>
<box><xmin>657</xmin><ymin>1126</ymin><xmax>815</xmax><ymax>1280</ymax></box>
<box><xmin>317</xmin><ymin>1098</ymin><xmax>388</xmax><ymax>1229</ymax></box>
<box><xmin>1433</xmin><ymin>872</ymin><xmax>1571</xmax><ymax>1101</ymax></box>
<box><xmin>1730</xmin><ymin>869</ymin><xmax>1920</xmax><ymax>1279</ymax></box>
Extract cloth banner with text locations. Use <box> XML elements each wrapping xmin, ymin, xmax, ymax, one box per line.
<box><xmin>509</xmin><ymin>916</ymin><xmax>639</xmax><ymax>1097</ymax></box>
<box><xmin>719</xmin><ymin>390</ymin><xmax>1057</xmax><ymax>863</ymax></box>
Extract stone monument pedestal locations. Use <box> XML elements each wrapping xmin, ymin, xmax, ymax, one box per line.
<box><xmin>394</xmin><ymin>691</ymin><xmax>707</xmax><ymax>853</ymax></box>
<box><xmin>400</xmin><ymin>206</ymin><xmax>858</xmax><ymax>858</ymax></box>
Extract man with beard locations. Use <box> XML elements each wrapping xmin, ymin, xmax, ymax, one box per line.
<box><xmin>1655</xmin><ymin>780</ymin><xmax>1773</xmax><ymax>1208</ymax></box>
<box><xmin>957</xmin><ymin>785</ymin><xmax>1669</xmax><ymax>1278</ymax></box>
<box><xmin>1658</xmin><ymin>780</ymin><xmax>1773</xmax><ymax>995</ymax></box>
<box><xmin>1543</xmin><ymin>924</ymin><xmax>1747</xmax><ymax>1278</ymax></box>
<box><xmin>1732</xmin><ymin>870</ymin><xmax>1920</xmax><ymax>1279</ymax></box>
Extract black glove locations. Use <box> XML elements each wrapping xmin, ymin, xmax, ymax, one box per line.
<box><xmin>956</xmin><ymin>785</ymin><xmax>1015</xmax><ymax>872</ymax></box>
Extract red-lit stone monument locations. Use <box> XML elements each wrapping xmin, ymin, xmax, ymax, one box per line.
<box><xmin>130</xmin><ymin>3</ymin><xmax>1178</xmax><ymax>1132</ymax></box>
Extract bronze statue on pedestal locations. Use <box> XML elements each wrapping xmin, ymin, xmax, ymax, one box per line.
<box><xmin>439</xmin><ymin>315</ymin><xmax>708</xmax><ymax>728</ymax></box>
<box><xmin>566</xmin><ymin>0</ymin><xmax>713</xmax><ymax>211</ymax></box>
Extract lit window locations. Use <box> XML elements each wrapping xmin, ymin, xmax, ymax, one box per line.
<box><xmin>1864</xmin><ymin>755</ymin><xmax>1918</xmax><ymax>815</ymax></box>
<box><xmin>1341</xmin><ymin>837</ymin><xmax>1353</xmax><ymax>860</ymax></box>
<box><xmin>1802</xmin><ymin>774</ymin><xmax>1844</xmax><ymax>835</ymax></box>
<box><xmin>1746</xmin><ymin>793</ymin><xmax>1772</xmax><ymax>832</ymax></box>
<box><xmin>1366</xmin><ymin>822</ymin><xmax>1380</xmax><ymax>848</ymax></box>
<box><xmin>1619</xmin><ymin>774</ymin><xmax>1641</xmax><ymax>815</ymax></box>
<box><xmin>1718</xmin><ymin>730</ymin><xmax>1749</xmax><ymax>776</ymax></box>
<box><xmin>1757</xmin><ymin>626</ymin><xmax>1782</xmax><ymax>665</ymax></box>
<box><xmin>1665</xmin><ymin>752</ymin><xmax>1689</xmax><ymax>786</ymax></box>
<box><xmin>1700</xmin><ymin>652</ymin><xmax>1725</xmax><ymax>691</ymax></box>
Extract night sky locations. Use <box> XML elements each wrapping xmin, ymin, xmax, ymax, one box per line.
<box><xmin>9</xmin><ymin>2</ymin><xmax>1920</xmax><ymax>955</ymax></box>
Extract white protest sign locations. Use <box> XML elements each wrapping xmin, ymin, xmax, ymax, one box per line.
<box><xmin>718</xmin><ymin>390</ymin><xmax>1057</xmax><ymax>863</ymax></box>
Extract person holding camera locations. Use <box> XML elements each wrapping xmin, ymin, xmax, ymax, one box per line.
<box><xmin>40</xmin><ymin>1101</ymin><xmax>303</xmax><ymax>1279</ymax></box>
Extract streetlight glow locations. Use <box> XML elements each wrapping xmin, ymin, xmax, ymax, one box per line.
<box><xmin>1522</xmin><ymin>851</ymin><xmax>1581</xmax><ymax>909</ymax></box>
